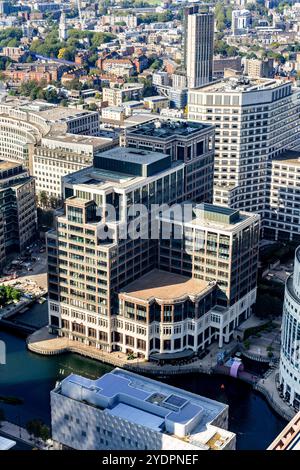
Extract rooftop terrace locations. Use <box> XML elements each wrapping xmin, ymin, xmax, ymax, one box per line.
<box><xmin>193</xmin><ymin>77</ymin><xmax>288</xmax><ymax>93</ymax></box>
<box><xmin>119</xmin><ymin>269</ymin><xmax>211</xmax><ymax>303</ymax></box>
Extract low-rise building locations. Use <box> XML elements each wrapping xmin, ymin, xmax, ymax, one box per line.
<box><xmin>51</xmin><ymin>368</ymin><xmax>236</xmax><ymax>450</ymax></box>
<box><xmin>143</xmin><ymin>96</ymin><xmax>170</xmax><ymax>113</ymax></box>
<box><xmin>103</xmin><ymin>84</ymin><xmax>144</xmax><ymax>107</ymax></box>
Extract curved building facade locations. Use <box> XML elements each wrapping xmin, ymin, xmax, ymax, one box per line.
<box><xmin>280</xmin><ymin>246</ymin><xmax>300</xmax><ymax>408</ymax></box>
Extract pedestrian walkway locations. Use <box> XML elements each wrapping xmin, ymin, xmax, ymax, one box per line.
<box><xmin>255</xmin><ymin>369</ymin><xmax>296</xmax><ymax>421</ymax></box>
<box><xmin>0</xmin><ymin>421</ymin><xmax>51</xmax><ymax>450</ymax></box>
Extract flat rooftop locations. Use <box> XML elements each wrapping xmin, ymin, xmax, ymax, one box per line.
<box><xmin>55</xmin><ymin>368</ymin><xmax>229</xmax><ymax>443</ymax></box>
<box><xmin>127</xmin><ymin>119</ymin><xmax>209</xmax><ymax>139</ymax></box>
<box><xmin>37</xmin><ymin>107</ymin><xmax>97</xmax><ymax>122</ymax></box>
<box><xmin>120</xmin><ymin>269</ymin><xmax>211</xmax><ymax>302</ymax></box>
<box><xmin>0</xmin><ymin>160</ymin><xmax>21</xmax><ymax>171</ymax></box>
<box><xmin>95</xmin><ymin>147</ymin><xmax>169</xmax><ymax>165</ymax></box>
<box><xmin>272</xmin><ymin>150</ymin><xmax>300</xmax><ymax>166</ymax></box>
<box><xmin>43</xmin><ymin>133</ymin><xmax>113</xmax><ymax>147</ymax></box>
<box><xmin>159</xmin><ymin>202</ymin><xmax>259</xmax><ymax>232</ymax></box>
<box><xmin>193</xmin><ymin>77</ymin><xmax>288</xmax><ymax>93</ymax></box>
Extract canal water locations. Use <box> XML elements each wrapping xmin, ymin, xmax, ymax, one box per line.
<box><xmin>0</xmin><ymin>330</ymin><xmax>287</xmax><ymax>450</ymax></box>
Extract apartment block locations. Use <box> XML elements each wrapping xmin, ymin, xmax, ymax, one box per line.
<box><xmin>51</xmin><ymin>368</ymin><xmax>236</xmax><ymax>450</ymax></box>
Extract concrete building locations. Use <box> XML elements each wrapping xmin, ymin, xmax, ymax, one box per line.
<box><xmin>0</xmin><ymin>97</ymin><xmax>102</xmax><ymax>197</ymax></box>
<box><xmin>266</xmin><ymin>150</ymin><xmax>300</xmax><ymax>242</ymax></box>
<box><xmin>47</xmin><ymin>147</ymin><xmax>186</xmax><ymax>350</ymax></box>
<box><xmin>143</xmin><ymin>96</ymin><xmax>170</xmax><ymax>113</ymax></box>
<box><xmin>279</xmin><ymin>247</ymin><xmax>300</xmax><ymax>408</ymax></box>
<box><xmin>188</xmin><ymin>78</ymin><xmax>300</xmax><ymax>234</ymax></box>
<box><xmin>0</xmin><ymin>161</ymin><xmax>36</xmax><ymax>269</ymax></box>
<box><xmin>121</xmin><ymin>118</ymin><xmax>215</xmax><ymax>202</ymax></box>
<box><xmin>244</xmin><ymin>58</ymin><xmax>274</xmax><ymax>78</ymax></box>
<box><xmin>51</xmin><ymin>368</ymin><xmax>236</xmax><ymax>450</ymax></box>
<box><xmin>184</xmin><ymin>5</ymin><xmax>214</xmax><ymax>89</ymax></box>
<box><xmin>59</xmin><ymin>11</ymin><xmax>68</xmax><ymax>42</ymax></box>
<box><xmin>103</xmin><ymin>84</ymin><xmax>144</xmax><ymax>107</ymax></box>
<box><xmin>267</xmin><ymin>411</ymin><xmax>300</xmax><ymax>450</ymax></box>
<box><xmin>213</xmin><ymin>56</ymin><xmax>242</xmax><ymax>79</ymax></box>
<box><xmin>33</xmin><ymin>134</ymin><xmax>117</xmax><ymax>199</ymax></box>
<box><xmin>232</xmin><ymin>9</ymin><xmax>251</xmax><ymax>35</ymax></box>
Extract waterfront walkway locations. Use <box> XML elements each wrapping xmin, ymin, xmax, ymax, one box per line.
<box><xmin>0</xmin><ymin>421</ymin><xmax>50</xmax><ymax>450</ymax></box>
<box><xmin>255</xmin><ymin>369</ymin><xmax>296</xmax><ymax>421</ymax></box>
<box><xmin>27</xmin><ymin>327</ymin><xmax>238</xmax><ymax>375</ymax></box>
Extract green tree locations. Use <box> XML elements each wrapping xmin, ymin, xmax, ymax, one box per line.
<box><xmin>39</xmin><ymin>191</ymin><xmax>49</xmax><ymax>208</ymax></box>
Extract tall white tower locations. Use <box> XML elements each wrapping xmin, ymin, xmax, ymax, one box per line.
<box><xmin>59</xmin><ymin>11</ymin><xmax>68</xmax><ymax>42</ymax></box>
<box><xmin>185</xmin><ymin>5</ymin><xmax>214</xmax><ymax>89</ymax></box>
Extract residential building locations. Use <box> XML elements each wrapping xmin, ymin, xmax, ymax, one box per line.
<box><xmin>59</xmin><ymin>11</ymin><xmax>68</xmax><ymax>42</ymax></box>
<box><xmin>121</xmin><ymin>118</ymin><xmax>215</xmax><ymax>202</ymax></box>
<box><xmin>3</xmin><ymin>62</ymin><xmax>67</xmax><ymax>84</ymax></box>
<box><xmin>143</xmin><ymin>96</ymin><xmax>170</xmax><ymax>113</ymax></box>
<box><xmin>213</xmin><ymin>56</ymin><xmax>242</xmax><ymax>79</ymax></box>
<box><xmin>0</xmin><ymin>160</ymin><xmax>36</xmax><ymax>269</ymax></box>
<box><xmin>279</xmin><ymin>246</ymin><xmax>300</xmax><ymax>408</ymax></box>
<box><xmin>232</xmin><ymin>9</ymin><xmax>251</xmax><ymax>35</ymax></box>
<box><xmin>188</xmin><ymin>78</ymin><xmax>300</xmax><ymax>234</ymax></box>
<box><xmin>102</xmin><ymin>84</ymin><xmax>144</xmax><ymax>107</ymax></box>
<box><xmin>267</xmin><ymin>411</ymin><xmax>300</xmax><ymax>450</ymax></box>
<box><xmin>184</xmin><ymin>5</ymin><xmax>214</xmax><ymax>89</ymax></box>
<box><xmin>244</xmin><ymin>58</ymin><xmax>274</xmax><ymax>78</ymax></box>
<box><xmin>51</xmin><ymin>368</ymin><xmax>236</xmax><ymax>450</ymax></box>
<box><xmin>101</xmin><ymin>107</ymin><xmax>125</xmax><ymax>126</ymax></box>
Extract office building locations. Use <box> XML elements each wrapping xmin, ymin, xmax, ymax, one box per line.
<box><xmin>279</xmin><ymin>246</ymin><xmax>300</xmax><ymax>408</ymax></box>
<box><xmin>51</xmin><ymin>368</ymin><xmax>236</xmax><ymax>450</ymax></box>
<box><xmin>33</xmin><ymin>134</ymin><xmax>117</xmax><ymax>200</ymax></box>
<box><xmin>267</xmin><ymin>411</ymin><xmax>300</xmax><ymax>450</ymax></box>
<box><xmin>121</xmin><ymin>118</ymin><xmax>214</xmax><ymax>202</ymax></box>
<box><xmin>0</xmin><ymin>161</ymin><xmax>36</xmax><ymax>269</ymax></box>
<box><xmin>47</xmin><ymin>147</ymin><xmax>186</xmax><ymax>350</ymax></box>
<box><xmin>231</xmin><ymin>9</ymin><xmax>251</xmax><ymax>35</ymax></box>
<box><xmin>188</xmin><ymin>78</ymin><xmax>300</xmax><ymax>237</ymax></box>
<box><xmin>184</xmin><ymin>5</ymin><xmax>214</xmax><ymax>89</ymax></box>
<box><xmin>266</xmin><ymin>151</ymin><xmax>300</xmax><ymax>242</ymax></box>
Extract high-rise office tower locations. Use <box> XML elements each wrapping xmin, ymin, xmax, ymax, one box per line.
<box><xmin>59</xmin><ymin>11</ymin><xmax>68</xmax><ymax>42</ymax></box>
<box><xmin>279</xmin><ymin>246</ymin><xmax>300</xmax><ymax>408</ymax></box>
<box><xmin>184</xmin><ymin>5</ymin><xmax>214</xmax><ymax>89</ymax></box>
<box><xmin>188</xmin><ymin>77</ymin><xmax>300</xmax><ymax>241</ymax></box>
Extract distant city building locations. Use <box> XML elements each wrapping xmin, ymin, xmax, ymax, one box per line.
<box><xmin>213</xmin><ymin>56</ymin><xmax>242</xmax><ymax>79</ymax></box>
<box><xmin>59</xmin><ymin>11</ymin><xmax>68</xmax><ymax>42</ymax></box>
<box><xmin>232</xmin><ymin>9</ymin><xmax>251</xmax><ymax>36</ymax></box>
<box><xmin>184</xmin><ymin>5</ymin><xmax>214</xmax><ymax>88</ymax></box>
<box><xmin>244</xmin><ymin>58</ymin><xmax>274</xmax><ymax>78</ymax></box>
<box><xmin>51</xmin><ymin>368</ymin><xmax>236</xmax><ymax>450</ymax></box>
<box><xmin>0</xmin><ymin>97</ymin><xmax>101</xmax><ymax>197</ymax></box>
<box><xmin>143</xmin><ymin>95</ymin><xmax>169</xmax><ymax>113</ymax></box>
<box><xmin>188</xmin><ymin>77</ymin><xmax>300</xmax><ymax>240</ymax></box>
<box><xmin>268</xmin><ymin>411</ymin><xmax>300</xmax><ymax>450</ymax></box>
<box><xmin>0</xmin><ymin>161</ymin><xmax>36</xmax><ymax>271</ymax></box>
<box><xmin>102</xmin><ymin>84</ymin><xmax>144</xmax><ymax>107</ymax></box>
<box><xmin>279</xmin><ymin>247</ymin><xmax>300</xmax><ymax>408</ymax></box>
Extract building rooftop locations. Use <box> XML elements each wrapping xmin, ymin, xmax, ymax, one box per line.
<box><xmin>272</xmin><ymin>150</ymin><xmax>300</xmax><ymax>166</ymax></box>
<box><xmin>54</xmin><ymin>367</ymin><xmax>234</xmax><ymax>447</ymax></box>
<box><xmin>0</xmin><ymin>436</ymin><xmax>16</xmax><ymax>451</ymax></box>
<box><xmin>159</xmin><ymin>202</ymin><xmax>259</xmax><ymax>232</ymax></box>
<box><xmin>119</xmin><ymin>269</ymin><xmax>211</xmax><ymax>303</ymax></box>
<box><xmin>127</xmin><ymin>118</ymin><xmax>209</xmax><ymax>139</ymax></box>
<box><xmin>192</xmin><ymin>77</ymin><xmax>289</xmax><ymax>93</ymax></box>
<box><xmin>42</xmin><ymin>134</ymin><xmax>114</xmax><ymax>148</ymax></box>
<box><xmin>0</xmin><ymin>160</ymin><xmax>21</xmax><ymax>171</ymax></box>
